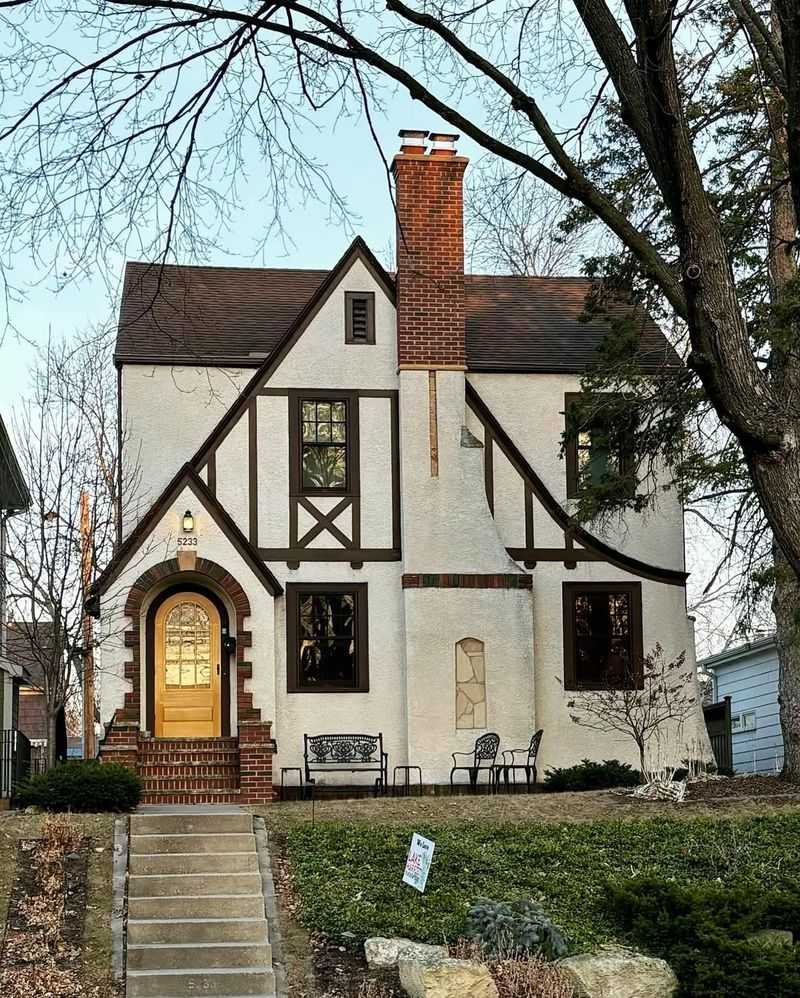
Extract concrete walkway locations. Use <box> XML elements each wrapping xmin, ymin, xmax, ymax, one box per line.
<box><xmin>126</xmin><ymin>806</ymin><xmax>275</xmax><ymax>997</ymax></box>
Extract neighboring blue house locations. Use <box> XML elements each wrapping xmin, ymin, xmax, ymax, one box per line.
<box><xmin>700</xmin><ymin>635</ymin><xmax>784</xmax><ymax>775</ymax></box>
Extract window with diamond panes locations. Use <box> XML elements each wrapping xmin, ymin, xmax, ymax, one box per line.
<box><xmin>301</xmin><ymin>399</ymin><xmax>348</xmax><ymax>490</ymax></box>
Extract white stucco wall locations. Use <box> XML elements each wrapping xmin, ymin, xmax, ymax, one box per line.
<box><xmin>122</xmin><ymin>365</ymin><xmax>251</xmax><ymax>532</ymax></box>
<box><xmin>269</xmin><ymin>561</ymin><xmax>407</xmax><ymax>783</ymax></box>
<box><xmin>468</xmin><ymin>372</ymin><xmax>686</xmax><ymax>572</ymax></box>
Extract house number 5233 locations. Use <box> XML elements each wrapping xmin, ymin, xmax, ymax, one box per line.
<box><xmin>177</xmin><ymin>536</ymin><xmax>198</xmax><ymax>547</ymax></box>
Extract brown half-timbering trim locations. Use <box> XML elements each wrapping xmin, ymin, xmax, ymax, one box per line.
<box><xmin>92</xmin><ymin>464</ymin><xmax>282</xmax><ymax>598</ymax></box>
<box><xmin>189</xmin><ymin>237</ymin><xmax>395</xmax><ymax>469</ymax></box>
<box><xmin>484</xmin><ymin>428</ymin><xmax>494</xmax><ymax>515</ymax></box>
<box><xmin>345</xmin><ymin>291</ymin><xmax>376</xmax><ymax>344</ymax></box>
<box><xmin>524</xmin><ymin>483</ymin><xmax>534</xmax><ymax>550</ymax></box>
<box><xmin>261</xmin><ymin>388</ymin><xmax>398</xmax><ymax>398</ymax></box>
<box><xmin>562</xmin><ymin>580</ymin><xmax>643</xmax><ymax>691</ymax></box>
<box><xmin>564</xmin><ymin>391</ymin><xmax>581</xmax><ymax>500</ymax></box>
<box><xmin>249</xmin><ymin>399</ymin><xmax>258</xmax><ymax>543</ymax></box>
<box><xmin>206</xmin><ymin>451</ymin><xmax>217</xmax><ymax>495</ymax></box>
<box><xmin>465</xmin><ymin>382</ymin><xmax>687</xmax><ymax>587</ymax></box>
<box><xmin>286</xmin><ymin>582</ymin><xmax>369</xmax><ymax>693</ymax></box>
<box><xmin>390</xmin><ymin>392</ymin><xmax>401</xmax><ymax>551</ymax></box>
<box><xmin>145</xmin><ymin>582</ymin><xmax>231</xmax><ymax>736</ymax></box>
<box><xmin>296</xmin><ymin>496</ymin><xmax>353</xmax><ymax>549</ymax></box>
<box><xmin>261</xmin><ymin>547</ymin><xmax>400</xmax><ymax>562</ymax></box>
<box><xmin>288</xmin><ymin>389</ymin><xmax>361</xmax><ymax>498</ymax></box>
<box><xmin>403</xmin><ymin>573</ymin><xmax>532</xmax><ymax>589</ymax></box>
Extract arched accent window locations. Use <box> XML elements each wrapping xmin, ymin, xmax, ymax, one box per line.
<box><xmin>455</xmin><ymin>638</ymin><xmax>487</xmax><ymax>730</ymax></box>
<box><xmin>163</xmin><ymin>600</ymin><xmax>212</xmax><ymax>688</ymax></box>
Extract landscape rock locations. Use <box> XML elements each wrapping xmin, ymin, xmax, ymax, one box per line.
<box><xmin>748</xmin><ymin>929</ymin><xmax>794</xmax><ymax>948</ymax></box>
<box><xmin>399</xmin><ymin>952</ymin><xmax>498</xmax><ymax>998</ymax></box>
<box><xmin>558</xmin><ymin>944</ymin><xmax>678</xmax><ymax>998</ymax></box>
<box><xmin>364</xmin><ymin>936</ymin><xmax>447</xmax><ymax>969</ymax></box>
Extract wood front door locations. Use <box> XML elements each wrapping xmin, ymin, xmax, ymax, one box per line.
<box><xmin>154</xmin><ymin>592</ymin><xmax>221</xmax><ymax>738</ymax></box>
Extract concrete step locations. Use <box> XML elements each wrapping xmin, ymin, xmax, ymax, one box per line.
<box><xmin>126</xmin><ymin>966</ymin><xmax>275</xmax><ymax>997</ymax></box>
<box><xmin>129</xmin><ymin>872</ymin><xmax>262</xmax><ymax>898</ymax></box>
<box><xmin>127</xmin><ymin>940</ymin><xmax>271</xmax><ymax>972</ymax></box>
<box><xmin>131</xmin><ymin>812</ymin><xmax>252</xmax><ymax>836</ymax></box>
<box><xmin>128</xmin><ymin>916</ymin><xmax>269</xmax><ymax>945</ymax></box>
<box><xmin>130</xmin><ymin>832</ymin><xmax>255</xmax><ymax>855</ymax></box>
<box><xmin>128</xmin><ymin>894</ymin><xmax>266</xmax><ymax>921</ymax></box>
<box><xmin>130</xmin><ymin>852</ymin><xmax>259</xmax><ymax>876</ymax></box>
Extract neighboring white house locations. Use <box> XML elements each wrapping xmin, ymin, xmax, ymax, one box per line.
<box><xmin>93</xmin><ymin>130</ymin><xmax>709</xmax><ymax>802</ymax></box>
<box><xmin>701</xmin><ymin>634</ymin><xmax>784</xmax><ymax>775</ymax></box>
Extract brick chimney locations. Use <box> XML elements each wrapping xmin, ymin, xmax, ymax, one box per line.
<box><xmin>392</xmin><ymin>130</ymin><xmax>468</xmax><ymax>370</ymax></box>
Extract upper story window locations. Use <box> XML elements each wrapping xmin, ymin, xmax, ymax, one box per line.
<box><xmin>564</xmin><ymin>392</ymin><xmax>636</xmax><ymax>500</ymax></box>
<box><xmin>345</xmin><ymin>291</ymin><xmax>375</xmax><ymax>344</ymax></box>
<box><xmin>563</xmin><ymin>581</ymin><xmax>643</xmax><ymax>690</ymax></box>
<box><xmin>301</xmin><ymin>399</ymin><xmax>348</xmax><ymax>491</ymax></box>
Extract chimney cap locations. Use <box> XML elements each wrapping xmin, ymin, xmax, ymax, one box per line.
<box><xmin>429</xmin><ymin>133</ymin><xmax>460</xmax><ymax>156</ymax></box>
<box><xmin>398</xmin><ymin>129</ymin><xmax>429</xmax><ymax>155</ymax></box>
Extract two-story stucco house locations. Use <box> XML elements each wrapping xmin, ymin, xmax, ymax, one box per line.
<box><xmin>93</xmin><ymin>130</ymin><xmax>708</xmax><ymax>804</ymax></box>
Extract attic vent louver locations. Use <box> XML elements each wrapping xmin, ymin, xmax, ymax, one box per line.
<box><xmin>345</xmin><ymin>291</ymin><xmax>375</xmax><ymax>344</ymax></box>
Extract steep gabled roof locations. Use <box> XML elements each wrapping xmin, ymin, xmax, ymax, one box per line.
<box><xmin>114</xmin><ymin>243</ymin><xmax>678</xmax><ymax>373</ymax></box>
<box><xmin>93</xmin><ymin>464</ymin><xmax>283</xmax><ymax>601</ymax></box>
<box><xmin>0</xmin><ymin>413</ymin><xmax>30</xmax><ymax>513</ymax></box>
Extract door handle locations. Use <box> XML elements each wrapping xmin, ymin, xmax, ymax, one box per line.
<box><xmin>216</xmin><ymin>663</ymin><xmax>220</xmax><ymax>675</ymax></box>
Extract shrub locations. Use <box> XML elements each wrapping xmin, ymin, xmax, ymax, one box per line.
<box><xmin>465</xmin><ymin>899</ymin><xmax>568</xmax><ymax>959</ymax></box>
<box><xmin>543</xmin><ymin>759</ymin><xmax>640</xmax><ymax>792</ymax></box>
<box><xmin>16</xmin><ymin>760</ymin><xmax>141</xmax><ymax>812</ymax></box>
<box><xmin>606</xmin><ymin>877</ymin><xmax>800</xmax><ymax>997</ymax></box>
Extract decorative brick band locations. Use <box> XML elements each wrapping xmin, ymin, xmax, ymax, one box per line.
<box><xmin>402</xmin><ymin>573</ymin><xmax>533</xmax><ymax>589</ymax></box>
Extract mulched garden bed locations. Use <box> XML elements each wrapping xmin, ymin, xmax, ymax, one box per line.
<box><xmin>0</xmin><ymin>815</ymin><xmax>113</xmax><ymax>998</ymax></box>
<box><xmin>686</xmin><ymin>774</ymin><xmax>800</xmax><ymax>802</ymax></box>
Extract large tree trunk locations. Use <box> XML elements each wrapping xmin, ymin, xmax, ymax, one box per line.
<box><xmin>767</xmin><ymin>7</ymin><xmax>800</xmax><ymax>780</ymax></box>
<box><xmin>773</xmin><ymin>548</ymin><xmax>800</xmax><ymax>777</ymax></box>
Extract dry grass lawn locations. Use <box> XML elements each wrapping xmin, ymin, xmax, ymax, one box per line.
<box><xmin>0</xmin><ymin>811</ymin><xmax>117</xmax><ymax>987</ymax></box>
<box><xmin>253</xmin><ymin>783</ymin><xmax>800</xmax><ymax>834</ymax></box>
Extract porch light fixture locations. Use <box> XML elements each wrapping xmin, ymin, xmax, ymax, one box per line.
<box><xmin>182</xmin><ymin>510</ymin><xmax>194</xmax><ymax>533</ymax></box>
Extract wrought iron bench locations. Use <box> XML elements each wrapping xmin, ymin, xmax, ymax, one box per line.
<box><xmin>303</xmin><ymin>733</ymin><xmax>388</xmax><ymax>794</ymax></box>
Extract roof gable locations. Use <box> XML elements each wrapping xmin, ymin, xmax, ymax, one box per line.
<box><xmin>93</xmin><ymin>464</ymin><xmax>282</xmax><ymax>600</ymax></box>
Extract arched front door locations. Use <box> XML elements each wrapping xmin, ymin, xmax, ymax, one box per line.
<box><xmin>154</xmin><ymin>592</ymin><xmax>221</xmax><ymax>738</ymax></box>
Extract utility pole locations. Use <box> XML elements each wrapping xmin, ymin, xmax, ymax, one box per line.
<box><xmin>80</xmin><ymin>489</ymin><xmax>96</xmax><ymax>758</ymax></box>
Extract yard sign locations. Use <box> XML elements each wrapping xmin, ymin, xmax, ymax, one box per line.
<box><xmin>402</xmin><ymin>833</ymin><xmax>435</xmax><ymax>893</ymax></box>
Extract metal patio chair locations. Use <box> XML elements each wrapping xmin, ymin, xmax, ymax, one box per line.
<box><xmin>496</xmin><ymin>729</ymin><xmax>543</xmax><ymax>793</ymax></box>
<box><xmin>449</xmin><ymin>732</ymin><xmax>500</xmax><ymax>793</ymax></box>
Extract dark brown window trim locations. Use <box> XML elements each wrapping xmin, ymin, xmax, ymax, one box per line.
<box><xmin>345</xmin><ymin>291</ymin><xmax>376</xmax><ymax>344</ymax></box>
<box><xmin>564</xmin><ymin>392</ymin><xmax>636</xmax><ymax>501</ymax></box>
<box><xmin>286</xmin><ymin>582</ymin><xmax>369</xmax><ymax>694</ymax></box>
<box><xmin>562</xmin><ymin>581</ymin><xmax>643</xmax><ymax>691</ymax></box>
<box><xmin>288</xmin><ymin>389</ymin><xmax>361</xmax><ymax>498</ymax></box>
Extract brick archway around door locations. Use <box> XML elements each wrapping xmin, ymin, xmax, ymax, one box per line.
<box><xmin>99</xmin><ymin>557</ymin><xmax>273</xmax><ymax>805</ymax></box>
<box><xmin>114</xmin><ymin>556</ymin><xmax>261</xmax><ymax>729</ymax></box>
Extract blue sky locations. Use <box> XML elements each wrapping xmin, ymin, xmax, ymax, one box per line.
<box><xmin>0</xmin><ymin>93</ymin><xmax>478</xmax><ymax>408</ymax></box>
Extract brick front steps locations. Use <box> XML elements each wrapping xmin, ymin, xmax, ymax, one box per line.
<box><xmin>138</xmin><ymin>737</ymin><xmax>242</xmax><ymax>805</ymax></box>
<box><xmin>99</xmin><ymin>721</ymin><xmax>275</xmax><ymax>804</ymax></box>
<box><xmin>126</xmin><ymin>809</ymin><xmax>275</xmax><ymax>998</ymax></box>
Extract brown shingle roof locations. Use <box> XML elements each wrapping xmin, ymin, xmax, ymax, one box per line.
<box><xmin>115</xmin><ymin>257</ymin><xmax>677</xmax><ymax>373</ymax></box>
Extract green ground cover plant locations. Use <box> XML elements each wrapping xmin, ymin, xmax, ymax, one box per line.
<box><xmin>16</xmin><ymin>760</ymin><xmax>141</xmax><ymax>812</ymax></box>
<box><xmin>286</xmin><ymin>813</ymin><xmax>800</xmax><ymax>951</ymax></box>
<box><xmin>606</xmin><ymin>878</ymin><xmax>800</xmax><ymax>996</ymax></box>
